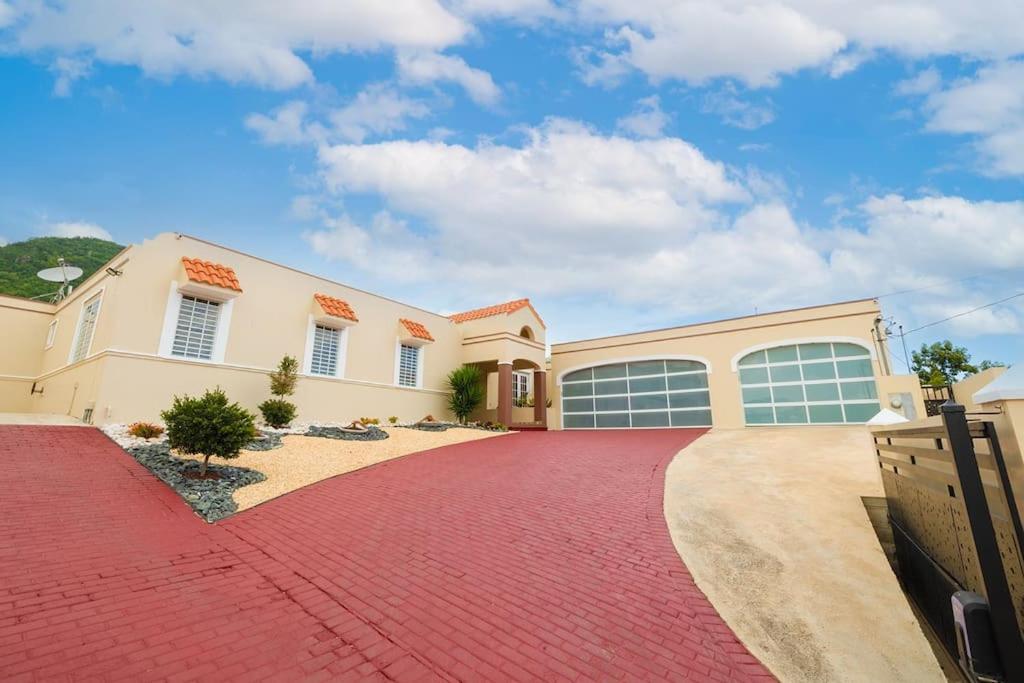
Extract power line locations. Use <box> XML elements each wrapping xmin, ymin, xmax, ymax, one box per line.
<box><xmin>875</xmin><ymin>266</ymin><xmax>1024</xmax><ymax>300</ymax></box>
<box><xmin>901</xmin><ymin>292</ymin><xmax>1024</xmax><ymax>335</ymax></box>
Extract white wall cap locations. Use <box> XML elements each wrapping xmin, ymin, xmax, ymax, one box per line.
<box><xmin>973</xmin><ymin>365</ymin><xmax>1024</xmax><ymax>404</ymax></box>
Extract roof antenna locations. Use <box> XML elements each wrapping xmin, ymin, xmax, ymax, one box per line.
<box><xmin>33</xmin><ymin>257</ymin><xmax>84</xmax><ymax>303</ymax></box>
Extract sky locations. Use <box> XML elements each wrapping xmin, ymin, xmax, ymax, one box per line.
<box><xmin>0</xmin><ymin>1</ymin><xmax>1022</xmax><ymax>368</ymax></box>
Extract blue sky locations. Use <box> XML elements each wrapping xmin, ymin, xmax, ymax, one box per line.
<box><xmin>1</xmin><ymin>1</ymin><xmax>1022</xmax><ymax>367</ymax></box>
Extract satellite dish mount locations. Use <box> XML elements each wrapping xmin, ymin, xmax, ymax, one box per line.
<box><xmin>35</xmin><ymin>258</ymin><xmax>84</xmax><ymax>303</ymax></box>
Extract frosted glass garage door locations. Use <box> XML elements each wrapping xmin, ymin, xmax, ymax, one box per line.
<box><xmin>561</xmin><ymin>359</ymin><xmax>711</xmax><ymax>429</ymax></box>
<box><xmin>738</xmin><ymin>342</ymin><xmax>880</xmax><ymax>425</ymax></box>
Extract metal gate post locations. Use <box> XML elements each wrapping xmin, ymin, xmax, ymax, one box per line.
<box><xmin>942</xmin><ymin>402</ymin><xmax>1024</xmax><ymax>680</ymax></box>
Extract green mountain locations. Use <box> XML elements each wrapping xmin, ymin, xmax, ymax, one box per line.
<box><xmin>0</xmin><ymin>237</ymin><xmax>125</xmax><ymax>300</ymax></box>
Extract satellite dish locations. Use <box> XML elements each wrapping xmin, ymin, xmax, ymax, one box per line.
<box><xmin>37</xmin><ymin>265</ymin><xmax>84</xmax><ymax>283</ymax></box>
<box><xmin>33</xmin><ymin>258</ymin><xmax>84</xmax><ymax>303</ymax></box>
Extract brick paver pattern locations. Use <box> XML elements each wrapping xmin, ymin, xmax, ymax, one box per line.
<box><xmin>0</xmin><ymin>426</ymin><xmax>772</xmax><ymax>681</ymax></box>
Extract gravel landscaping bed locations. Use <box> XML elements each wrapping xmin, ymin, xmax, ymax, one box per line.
<box><xmin>124</xmin><ymin>443</ymin><xmax>266</xmax><ymax>522</ymax></box>
<box><xmin>304</xmin><ymin>425</ymin><xmax>389</xmax><ymax>441</ymax></box>
<box><xmin>245</xmin><ymin>431</ymin><xmax>284</xmax><ymax>451</ymax></box>
<box><xmin>401</xmin><ymin>422</ymin><xmax>504</xmax><ymax>433</ymax></box>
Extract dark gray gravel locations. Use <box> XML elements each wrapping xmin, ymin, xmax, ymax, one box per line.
<box><xmin>124</xmin><ymin>443</ymin><xmax>266</xmax><ymax>522</ymax></box>
<box><xmin>401</xmin><ymin>423</ymin><xmax>505</xmax><ymax>433</ymax></box>
<box><xmin>304</xmin><ymin>425</ymin><xmax>389</xmax><ymax>441</ymax></box>
<box><xmin>245</xmin><ymin>431</ymin><xmax>284</xmax><ymax>451</ymax></box>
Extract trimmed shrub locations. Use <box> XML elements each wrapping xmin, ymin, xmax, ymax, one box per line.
<box><xmin>259</xmin><ymin>398</ymin><xmax>297</xmax><ymax>429</ymax></box>
<box><xmin>388</xmin><ymin>416</ymin><xmax>398</xmax><ymax>424</ymax></box>
<box><xmin>161</xmin><ymin>388</ymin><xmax>257</xmax><ymax>477</ymax></box>
<box><xmin>269</xmin><ymin>355</ymin><xmax>299</xmax><ymax>397</ymax></box>
<box><xmin>447</xmin><ymin>364</ymin><xmax>484</xmax><ymax>424</ymax></box>
<box><xmin>261</xmin><ymin>356</ymin><xmax>298</xmax><ymax>427</ymax></box>
<box><xmin>128</xmin><ymin>422</ymin><xmax>164</xmax><ymax>439</ymax></box>
<box><xmin>359</xmin><ymin>417</ymin><xmax>380</xmax><ymax>425</ymax></box>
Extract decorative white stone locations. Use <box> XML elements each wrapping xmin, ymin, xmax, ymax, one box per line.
<box><xmin>973</xmin><ymin>365</ymin><xmax>1024</xmax><ymax>404</ymax></box>
<box><xmin>866</xmin><ymin>408</ymin><xmax>910</xmax><ymax>426</ymax></box>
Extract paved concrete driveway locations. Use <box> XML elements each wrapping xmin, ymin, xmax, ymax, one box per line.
<box><xmin>1</xmin><ymin>426</ymin><xmax>771</xmax><ymax>681</ymax></box>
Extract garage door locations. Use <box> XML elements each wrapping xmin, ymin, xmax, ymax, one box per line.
<box><xmin>738</xmin><ymin>342</ymin><xmax>880</xmax><ymax>425</ymax></box>
<box><xmin>561</xmin><ymin>359</ymin><xmax>711</xmax><ymax>429</ymax></box>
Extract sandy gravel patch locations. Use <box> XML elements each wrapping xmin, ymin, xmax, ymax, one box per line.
<box><xmin>182</xmin><ymin>426</ymin><xmax>505</xmax><ymax>511</ymax></box>
<box><xmin>664</xmin><ymin>427</ymin><xmax>943</xmax><ymax>683</ymax></box>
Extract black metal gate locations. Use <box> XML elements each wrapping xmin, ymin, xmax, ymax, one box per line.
<box><xmin>872</xmin><ymin>403</ymin><xmax>1024</xmax><ymax>681</ymax></box>
<box><xmin>921</xmin><ymin>384</ymin><xmax>954</xmax><ymax>417</ymax></box>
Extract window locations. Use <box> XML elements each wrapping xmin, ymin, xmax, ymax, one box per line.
<box><xmin>737</xmin><ymin>342</ymin><xmax>879</xmax><ymax>425</ymax></box>
<box><xmin>561</xmin><ymin>359</ymin><xmax>711</xmax><ymax>429</ymax></box>
<box><xmin>513</xmin><ymin>371</ymin><xmax>531</xmax><ymax>403</ymax></box>
<box><xmin>171</xmin><ymin>295</ymin><xmax>221</xmax><ymax>360</ymax></box>
<box><xmin>309</xmin><ymin>324</ymin><xmax>341</xmax><ymax>376</ymax></box>
<box><xmin>70</xmin><ymin>295</ymin><xmax>101</xmax><ymax>362</ymax></box>
<box><xmin>397</xmin><ymin>344</ymin><xmax>421</xmax><ymax>387</ymax></box>
<box><xmin>45</xmin><ymin>320</ymin><xmax>58</xmax><ymax>349</ymax></box>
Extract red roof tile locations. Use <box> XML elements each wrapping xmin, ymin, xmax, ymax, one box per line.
<box><xmin>400</xmin><ymin>318</ymin><xmax>434</xmax><ymax>342</ymax></box>
<box><xmin>314</xmin><ymin>293</ymin><xmax>359</xmax><ymax>322</ymax></box>
<box><xmin>448</xmin><ymin>298</ymin><xmax>545</xmax><ymax>327</ymax></box>
<box><xmin>181</xmin><ymin>257</ymin><xmax>242</xmax><ymax>292</ymax></box>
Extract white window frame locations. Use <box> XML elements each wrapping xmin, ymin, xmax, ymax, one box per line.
<box><xmin>157</xmin><ymin>281</ymin><xmax>233</xmax><ymax>363</ymax></box>
<box><xmin>302</xmin><ymin>314</ymin><xmax>348</xmax><ymax>378</ymax></box>
<box><xmin>512</xmin><ymin>370</ymin><xmax>531</xmax><ymax>403</ymax></box>
<box><xmin>394</xmin><ymin>340</ymin><xmax>424</xmax><ymax>388</ymax></box>
<box><xmin>45</xmin><ymin>319</ymin><xmax>59</xmax><ymax>350</ymax></box>
<box><xmin>68</xmin><ymin>291</ymin><xmax>103</xmax><ymax>364</ymax></box>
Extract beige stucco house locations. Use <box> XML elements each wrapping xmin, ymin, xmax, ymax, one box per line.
<box><xmin>0</xmin><ymin>232</ymin><xmax>923</xmax><ymax>430</ymax></box>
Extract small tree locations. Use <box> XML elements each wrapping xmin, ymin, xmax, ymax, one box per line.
<box><xmin>447</xmin><ymin>364</ymin><xmax>484</xmax><ymax>424</ymax></box>
<box><xmin>269</xmin><ymin>355</ymin><xmax>299</xmax><ymax>396</ymax></box>
<box><xmin>260</xmin><ymin>355</ymin><xmax>299</xmax><ymax>428</ymax></box>
<box><xmin>162</xmin><ymin>388</ymin><xmax>257</xmax><ymax>477</ymax></box>
<box><xmin>911</xmin><ymin>340</ymin><xmax>1004</xmax><ymax>386</ymax></box>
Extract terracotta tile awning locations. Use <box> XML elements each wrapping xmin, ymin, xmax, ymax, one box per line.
<box><xmin>400</xmin><ymin>318</ymin><xmax>434</xmax><ymax>342</ymax></box>
<box><xmin>181</xmin><ymin>257</ymin><xmax>242</xmax><ymax>292</ymax></box>
<box><xmin>314</xmin><ymin>293</ymin><xmax>358</xmax><ymax>322</ymax></box>
<box><xmin>448</xmin><ymin>298</ymin><xmax>545</xmax><ymax>327</ymax></box>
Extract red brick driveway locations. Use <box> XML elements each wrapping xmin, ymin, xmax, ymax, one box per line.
<box><xmin>0</xmin><ymin>426</ymin><xmax>771</xmax><ymax>681</ymax></box>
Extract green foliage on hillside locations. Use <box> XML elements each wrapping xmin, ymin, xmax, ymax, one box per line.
<box><xmin>0</xmin><ymin>237</ymin><xmax>124</xmax><ymax>300</ymax></box>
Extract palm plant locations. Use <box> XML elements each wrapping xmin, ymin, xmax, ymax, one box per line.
<box><xmin>446</xmin><ymin>364</ymin><xmax>484</xmax><ymax>424</ymax></box>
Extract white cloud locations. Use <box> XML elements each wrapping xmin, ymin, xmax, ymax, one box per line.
<box><xmin>328</xmin><ymin>84</ymin><xmax>431</xmax><ymax>143</ymax></box>
<box><xmin>397</xmin><ymin>51</ymin><xmax>501</xmax><ymax>106</ymax></box>
<box><xmin>918</xmin><ymin>60</ymin><xmax>1024</xmax><ymax>176</ymax></box>
<box><xmin>702</xmin><ymin>84</ymin><xmax>776</xmax><ymax>129</ymax></box>
<box><xmin>5</xmin><ymin>0</ymin><xmax>468</xmax><ymax>90</ymax></box>
<box><xmin>573</xmin><ymin>1</ymin><xmax>1024</xmax><ymax>87</ymax></box>
<box><xmin>301</xmin><ymin>121</ymin><xmax>1024</xmax><ymax>338</ymax></box>
<box><xmin>0</xmin><ymin>1</ymin><xmax>14</xmax><ymax>28</ymax></box>
<box><xmin>49</xmin><ymin>56</ymin><xmax>91</xmax><ymax>97</ymax></box>
<box><xmin>894</xmin><ymin>67</ymin><xmax>941</xmax><ymax>97</ymax></box>
<box><xmin>449</xmin><ymin>0</ymin><xmax>562</xmax><ymax>22</ymax></box>
<box><xmin>615</xmin><ymin>95</ymin><xmax>669</xmax><ymax>138</ymax></box>
<box><xmin>245</xmin><ymin>84</ymin><xmax>431</xmax><ymax>146</ymax></box>
<box><xmin>245</xmin><ymin>101</ymin><xmax>312</xmax><ymax>145</ymax></box>
<box><xmin>45</xmin><ymin>221</ymin><xmax>113</xmax><ymax>240</ymax></box>
<box><xmin>577</xmin><ymin>1</ymin><xmax>845</xmax><ymax>88</ymax></box>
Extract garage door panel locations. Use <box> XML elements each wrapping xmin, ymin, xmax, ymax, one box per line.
<box><xmin>739</xmin><ymin>342</ymin><xmax>880</xmax><ymax>425</ymax></box>
<box><xmin>561</xmin><ymin>359</ymin><xmax>711</xmax><ymax>429</ymax></box>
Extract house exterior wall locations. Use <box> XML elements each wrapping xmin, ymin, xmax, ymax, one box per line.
<box><xmin>0</xmin><ymin>233</ymin><xmax>496</xmax><ymax>425</ymax></box>
<box><xmin>0</xmin><ymin>296</ymin><xmax>52</xmax><ymax>410</ymax></box>
<box><xmin>550</xmin><ymin>298</ymin><xmax>917</xmax><ymax>429</ymax></box>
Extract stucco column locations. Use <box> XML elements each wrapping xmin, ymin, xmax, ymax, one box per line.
<box><xmin>497</xmin><ymin>362</ymin><xmax>513</xmax><ymax>426</ymax></box>
<box><xmin>533</xmin><ymin>370</ymin><xmax>547</xmax><ymax>426</ymax></box>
